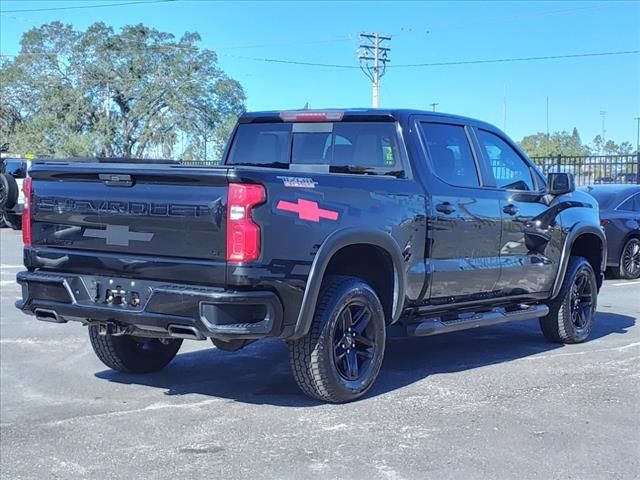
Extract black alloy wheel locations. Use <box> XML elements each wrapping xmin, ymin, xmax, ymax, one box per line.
<box><xmin>332</xmin><ymin>301</ymin><xmax>378</xmax><ymax>382</ymax></box>
<box><xmin>569</xmin><ymin>268</ymin><xmax>595</xmax><ymax>336</ymax></box>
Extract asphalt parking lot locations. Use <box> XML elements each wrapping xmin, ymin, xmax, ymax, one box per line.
<box><xmin>1</xmin><ymin>227</ymin><xmax>638</xmax><ymax>480</ymax></box>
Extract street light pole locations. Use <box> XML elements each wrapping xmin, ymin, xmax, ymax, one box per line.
<box><xmin>635</xmin><ymin>117</ymin><xmax>640</xmax><ymax>154</ymax></box>
<box><xmin>600</xmin><ymin>111</ymin><xmax>607</xmax><ymax>153</ymax></box>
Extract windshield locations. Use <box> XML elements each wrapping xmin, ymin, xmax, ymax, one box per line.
<box><xmin>227</xmin><ymin>122</ymin><xmax>403</xmax><ymax>175</ymax></box>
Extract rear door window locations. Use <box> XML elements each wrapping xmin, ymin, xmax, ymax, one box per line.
<box><xmin>419</xmin><ymin>122</ymin><xmax>480</xmax><ymax>188</ymax></box>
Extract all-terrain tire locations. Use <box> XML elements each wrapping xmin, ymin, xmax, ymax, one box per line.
<box><xmin>88</xmin><ymin>326</ymin><xmax>182</xmax><ymax>373</ymax></box>
<box><xmin>540</xmin><ymin>256</ymin><xmax>597</xmax><ymax>344</ymax></box>
<box><xmin>288</xmin><ymin>275</ymin><xmax>386</xmax><ymax>403</ymax></box>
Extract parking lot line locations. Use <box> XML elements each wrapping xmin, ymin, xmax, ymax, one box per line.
<box><xmin>611</xmin><ymin>281</ymin><xmax>640</xmax><ymax>287</ymax></box>
<box><xmin>1</xmin><ymin>264</ymin><xmax>24</xmax><ymax>269</ymax></box>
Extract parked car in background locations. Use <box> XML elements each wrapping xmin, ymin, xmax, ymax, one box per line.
<box><xmin>0</xmin><ymin>157</ymin><xmax>30</xmax><ymax>230</ymax></box>
<box><xmin>594</xmin><ymin>175</ymin><xmax>615</xmax><ymax>184</ymax></box>
<box><xmin>615</xmin><ymin>172</ymin><xmax>638</xmax><ymax>184</ymax></box>
<box><xmin>581</xmin><ymin>184</ymin><xmax>640</xmax><ymax>279</ymax></box>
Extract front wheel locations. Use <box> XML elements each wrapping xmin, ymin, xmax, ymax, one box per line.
<box><xmin>288</xmin><ymin>276</ymin><xmax>386</xmax><ymax>403</ymax></box>
<box><xmin>617</xmin><ymin>238</ymin><xmax>640</xmax><ymax>279</ymax></box>
<box><xmin>540</xmin><ymin>256</ymin><xmax>597</xmax><ymax>344</ymax></box>
<box><xmin>89</xmin><ymin>326</ymin><xmax>182</xmax><ymax>373</ymax></box>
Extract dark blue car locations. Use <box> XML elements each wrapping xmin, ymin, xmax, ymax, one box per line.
<box><xmin>581</xmin><ymin>184</ymin><xmax>640</xmax><ymax>279</ymax></box>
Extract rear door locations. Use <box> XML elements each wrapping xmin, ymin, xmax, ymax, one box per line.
<box><xmin>473</xmin><ymin>128</ymin><xmax>557</xmax><ymax>295</ymax></box>
<box><xmin>417</xmin><ymin>119</ymin><xmax>503</xmax><ymax>301</ymax></box>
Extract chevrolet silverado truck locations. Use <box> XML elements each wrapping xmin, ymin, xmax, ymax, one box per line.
<box><xmin>16</xmin><ymin>109</ymin><xmax>606</xmax><ymax>403</ymax></box>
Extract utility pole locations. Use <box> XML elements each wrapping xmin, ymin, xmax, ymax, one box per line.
<box><xmin>429</xmin><ymin>102</ymin><xmax>439</xmax><ymax>112</ymax></box>
<box><xmin>358</xmin><ymin>33</ymin><xmax>391</xmax><ymax>108</ymax></box>
<box><xmin>600</xmin><ymin>110</ymin><xmax>607</xmax><ymax>153</ymax></box>
<box><xmin>635</xmin><ymin>117</ymin><xmax>640</xmax><ymax>153</ymax></box>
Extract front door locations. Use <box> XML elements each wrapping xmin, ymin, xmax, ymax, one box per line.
<box><xmin>474</xmin><ymin>128</ymin><xmax>558</xmax><ymax>295</ymax></box>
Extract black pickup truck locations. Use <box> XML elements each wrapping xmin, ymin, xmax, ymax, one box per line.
<box><xmin>16</xmin><ymin>109</ymin><xmax>606</xmax><ymax>403</ymax></box>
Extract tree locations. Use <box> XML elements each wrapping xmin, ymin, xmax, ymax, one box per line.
<box><xmin>592</xmin><ymin>135</ymin><xmax>604</xmax><ymax>155</ymax></box>
<box><xmin>0</xmin><ymin>22</ymin><xmax>245</xmax><ymax>158</ymax></box>
<box><xmin>618</xmin><ymin>141</ymin><xmax>634</xmax><ymax>154</ymax></box>
<box><xmin>590</xmin><ymin>136</ymin><xmax>633</xmax><ymax>155</ymax></box>
<box><xmin>603</xmin><ymin>140</ymin><xmax>619</xmax><ymax>155</ymax></box>
<box><xmin>519</xmin><ymin>129</ymin><xmax>589</xmax><ymax>157</ymax></box>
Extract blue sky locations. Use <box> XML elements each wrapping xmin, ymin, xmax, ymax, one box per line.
<box><xmin>1</xmin><ymin>0</ymin><xmax>639</xmax><ymax>146</ymax></box>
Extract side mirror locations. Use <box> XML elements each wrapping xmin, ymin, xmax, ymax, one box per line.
<box><xmin>547</xmin><ymin>172</ymin><xmax>575</xmax><ymax>195</ymax></box>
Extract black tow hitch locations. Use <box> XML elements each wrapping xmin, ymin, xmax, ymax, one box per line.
<box><xmin>95</xmin><ymin>321</ymin><xmax>132</xmax><ymax>337</ymax></box>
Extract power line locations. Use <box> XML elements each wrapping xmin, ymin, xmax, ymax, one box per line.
<box><xmin>0</xmin><ymin>0</ymin><xmax>176</xmax><ymax>14</ymax></box>
<box><xmin>223</xmin><ymin>50</ymin><xmax>638</xmax><ymax>69</ymax></box>
<box><xmin>219</xmin><ymin>54</ymin><xmax>358</xmax><ymax>69</ymax></box>
<box><xmin>391</xmin><ymin>50</ymin><xmax>640</xmax><ymax>68</ymax></box>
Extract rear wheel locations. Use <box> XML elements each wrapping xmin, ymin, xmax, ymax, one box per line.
<box><xmin>288</xmin><ymin>276</ymin><xmax>386</xmax><ymax>403</ymax></box>
<box><xmin>88</xmin><ymin>326</ymin><xmax>182</xmax><ymax>373</ymax></box>
<box><xmin>540</xmin><ymin>256</ymin><xmax>597</xmax><ymax>344</ymax></box>
<box><xmin>617</xmin><ymin>238</ymin><xmax>640</xmax><ymax>280</ymax></box>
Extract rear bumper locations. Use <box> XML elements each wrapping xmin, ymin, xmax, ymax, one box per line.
<box><xmin>16</xmin><ymin>271</ymin><xmax>284</xmax><ymax>341</ymax></box>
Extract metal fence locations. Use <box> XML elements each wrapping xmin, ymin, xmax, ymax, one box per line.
<box><xmin>531</xmin><ymin>154</ymin><xmax>640</xmax><ymax>186</ymax></box>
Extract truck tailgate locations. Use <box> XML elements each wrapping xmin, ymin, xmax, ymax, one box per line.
<box><xmin>29</xmin><ymin>163</ymin><xmax>229</xmax><ymax>261</ymax></box>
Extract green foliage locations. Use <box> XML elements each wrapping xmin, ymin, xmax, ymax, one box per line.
<box><xmin>519</xmin><ymin>128</ymin><xmax>590</xmax><ymax>157</ymax></box>
<box><xmin>596</xmin><ymin>136</ymin><xmax>634</xmax><ymax>155</ymax></box>
<box><xmin>519</xmin><ymin>128</ymin><xmax>636</xmax><ymax>158</ymax></box>
<box><xmin>0</xmin><ymin>22</ymin><xmax>245</xmax><ymax>159</ymax></box>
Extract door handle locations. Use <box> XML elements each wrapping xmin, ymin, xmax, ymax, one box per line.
<box><xmin>502</xmin><ymin>204</ymin><xmax>519</xmax><ymax>216</ymax></box>
<box><xmin>435</xmin><ymin>202</ymin><xmax>456</xmax><ymax>214</ymax></box>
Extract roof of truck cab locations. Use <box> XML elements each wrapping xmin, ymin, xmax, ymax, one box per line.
<box><xmin>239</xmin><ymin>109</ymin><xmax>498</xmax><ymax>129</ymax></box>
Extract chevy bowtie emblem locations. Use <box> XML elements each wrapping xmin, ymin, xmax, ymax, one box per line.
<box><xmin>276</xmin><ymin>199</ymin><xmax>339</xmax><ymax>222</ymax></box>
<box><xmin>83</xmin><ymin>225</ymin><xmax>154</xmax><ymax>246</ymax></box>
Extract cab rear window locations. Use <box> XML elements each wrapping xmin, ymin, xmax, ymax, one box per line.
<box><xmin>227</xmin><ymin>122</ymin><xmax>402</xmax><ymax>174</ymax></box>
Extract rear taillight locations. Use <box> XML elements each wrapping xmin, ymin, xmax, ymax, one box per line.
<box><xmin>22</xmin><ymin>177</ymin><xmax>32</xmax><ymax>246</ymax></box>
<box><xmin>226</xmin><ymin>183</ymin><xmax>265</xmax><ymax>263</ymax></box>
<box><xmin>600</xmin><ymin>219</ymin><xmax>610</xmax><ymax>227</ymax></box>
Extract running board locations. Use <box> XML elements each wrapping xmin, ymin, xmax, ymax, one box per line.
<box><xmin>406</xmin><ymin>304</ymin><xmax>549</xmax><ymax>337</ymax></box>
